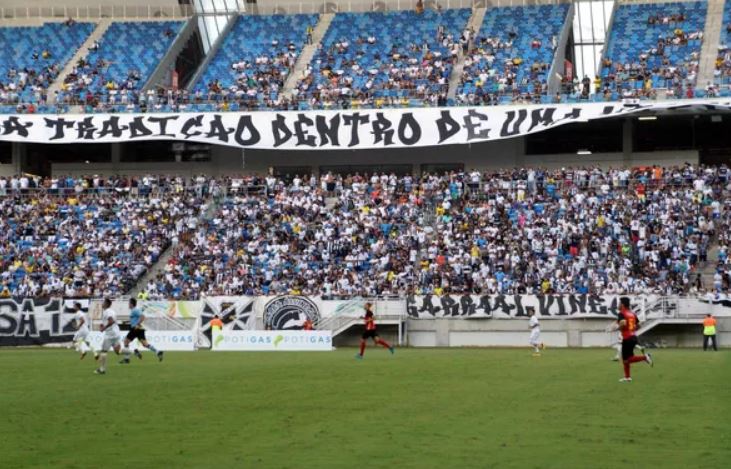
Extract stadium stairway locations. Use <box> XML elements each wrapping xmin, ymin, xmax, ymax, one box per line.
<box><xmin>447</xmin><ymin>7</ymin><xmax>487</xmax><ymax>101</ymax></box>
<box><xmin>697</xmin><ymin>241</ymin><xmax>722</xmax><ymax>289</ymax></box>
<box><xmin>547</xmin><ymin>2</ymin><xmax>575</xmax><ymax>95</ymax></box>
<box><xmin>143</xmin><ymin>17</ymin><xmax>197</xmax><ymax>91</ymax></box>
<box><xmin>282</xmin><ymin>12</ymin><xmax>334</xmax><ymax>97</ymax></box>
<box><xmin>128</xmin><ymin>194</ymin><xmax>218</xmax><ymax>298</ymax></box>
<box><xmin>184</xmin><ymin>14</ymin><xmax>239</xmax><ymax>92</ymax></box>
<box><xmin>697</xmin><ymin>0</ymin><xmax>725</xmax><ymax>87</ymax></box>
<box><xmin>48</xmin><ymin>18</ymin><xmax>112</xmax><ymax>96</ymax></box>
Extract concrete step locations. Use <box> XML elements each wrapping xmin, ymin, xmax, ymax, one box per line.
<box><xmin>283</xmin><ymin>13</ymin><xmax>334</xmax><ymax>98</ymax></box>
<box><xmin>129</xmin><ymin>196</ymin><xmax>216</xmax><ymax>297</ymax></box>
<box><xmin>48</xmin><ymin>18</ymin><xmax>112</xmax><ymax>96</ymax></box>
<box><xmin>698</xmin><ymin>0</ymin><xmax>725</xmax><ymax>86</ymax></box>
<box><xmin>447</xmin><ymin>8</ymin><xmax>486</xmax><ymax>100</ymax></box>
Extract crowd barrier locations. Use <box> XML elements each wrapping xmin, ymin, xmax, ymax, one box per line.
<box><xmin>0</xmin><ymin>294</ymin><xmax>726</xmax><ymax>348</ymax></box>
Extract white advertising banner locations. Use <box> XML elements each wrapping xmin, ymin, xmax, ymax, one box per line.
<box><xmin>212</xmin><ymin>330</ymin><xmax>333</xmax><ymax>351</ymax></box>
<box><xmin>88</xmin><ymin>330</ymin><xmax>196</xmax><ymax>351</ymax></box>
<box><xmin>0</xmin><ymin>99</ymin><xmax>727</xmax><ymax>150</ymax></box>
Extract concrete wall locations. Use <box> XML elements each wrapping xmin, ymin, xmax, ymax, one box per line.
<box><xmin>405</xmin><ymin>317</ymin><xmax>730</xmax><ymax>348</ymax></box>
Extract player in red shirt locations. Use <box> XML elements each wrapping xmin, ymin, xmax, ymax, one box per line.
<box><xmin>356</xmin><ymin>303</ymin><xmax>395</xmax><ymax>359</ymax></box>
<box><xmin>617</xmin><ymin>297</ymin><xmax>653</xmax><ymax>382</ymax></box>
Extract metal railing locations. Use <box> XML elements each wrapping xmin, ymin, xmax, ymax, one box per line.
<box><xmin>0</xmin><ymin>5</ymin><xmax>194</xmax><ymax>21</ymax></box>
<box><xmin>0</xmin><ymin>0</ymin><xmax>577</xmax><ymax>21</ymax></box>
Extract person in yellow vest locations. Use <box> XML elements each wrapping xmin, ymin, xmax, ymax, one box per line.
<box><xmin>210</xmin><ymin>314</ymin><xmax>224</xmax><ymax>349</ymax></box>
<box><xmin>702</xmin><ymin>314</ymin><xmax>717</xmax><ymax>351</ymax></box>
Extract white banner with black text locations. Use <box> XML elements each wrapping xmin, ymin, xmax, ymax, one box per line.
<box><xmin>0</xmin><ymin>99</ymin><xmax>726</xmax><ymax>149</ymax></box>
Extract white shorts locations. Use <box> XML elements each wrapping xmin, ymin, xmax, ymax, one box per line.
<box><xmin>73</xmin><ymin>329</ymin><xmax>89</xmax><ymax>342</ymax></box>
<box><xmin>101</xmin><ymin>335</ymin><xmax>122</xmax><ymax>352</ymax></box>
<box><xmin>529</xmin><ymin>329</ymin><xmax>541</xmax><ymax>345</ymax></box>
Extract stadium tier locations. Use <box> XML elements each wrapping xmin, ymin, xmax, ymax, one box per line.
<box><xmin>1</xmin><ymin>166</ymin><xmax>727</xmax><ymax>299</ymax></box>
<box><xmin>0</xmin><ymin>21</ymin><xmax>95</xmax><ymax>112</ymax></box>
<box><xmin>0</xmin><ymin>1</ymin><xmax>728</xmax><ymax>114</ymax></box>
<box><xmin>295</xmin><ymin>9</ymin><xmax>471</xmax><ymax>108</ymax></box>
<box><xmin>716</xmin><ymin>0</ymin><xmax>731</xmax><ymax>86</ymax></box>
<box><xmin>457</xmin><ymin>4</ymin><xmax>570</xmax><ymax>105</ymax></box>
<box><xmin>0</xmin><ymin>176</ymin><xmax>205</xmax><ymax>297</ymax></box>
<box><xmin>63</xmin><ymin>21</ymin><xmax>184</xmax><ymax>104</ymax></box>
<box><xmin>599</xmin><ymin>1</ymin><xmax>707</xmax><ymax>100</ymax></box>
<box><xmin>193</xmin><ymin>14</ymin><xmax>318</xmax><ymax>111</ymax></box>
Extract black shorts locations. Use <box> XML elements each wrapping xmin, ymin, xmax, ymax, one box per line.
<box><xmin>126</xmin><ymin>328</ymin><xmax>147</xmax><ymax>342</ymax></box>
<box><xmin>621</xmin><ymin>336</ymin><xmax>638</xmax><ymax>360</ymax></box>
<box><xmin>362</xmin><ymin>329</ymin><xmax>378</xmax><ymax>340</ymax></box>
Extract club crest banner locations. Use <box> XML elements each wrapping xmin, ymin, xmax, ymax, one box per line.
<box><xmin>0</xmin><ymin>99</ymin><xmax>726</xmax><ymax>150</ymax></box>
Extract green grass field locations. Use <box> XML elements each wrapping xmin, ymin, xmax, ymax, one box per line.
<box><xmin>1</xmin><ymin>348</ymin><xmax>729</xmax><ymax>469</ymax></box>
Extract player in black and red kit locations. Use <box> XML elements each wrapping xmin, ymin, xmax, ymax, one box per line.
<box><xmin>618</xmin><ymin>297</ymin><xmax>653</xmax><ymax>382</ymax></box>
<box><xmin>355</xmin><ymin>303</ymin><xmax>395</xmax><ymax>359</ymax></box>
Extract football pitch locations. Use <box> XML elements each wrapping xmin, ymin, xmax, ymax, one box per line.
<box><xmin>1</xmin><ymin>348</ymin><xmax>729</xmax><ymax>469</ymax></box>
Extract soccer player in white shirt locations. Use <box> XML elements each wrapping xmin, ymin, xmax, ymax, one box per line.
<box><xmin>528</xmin><ymin>307</ymin><xmax>544</xmax><ymax>355</ymax></box>
<box><xmin>95</xmin><ymin>298</ymin><xmax>123</xmax><ymax>375</ymax></box>
<box><xmin>71</xmin><ymin>302</ymin><xmax>95</xmax><ymax>360</ymax></box>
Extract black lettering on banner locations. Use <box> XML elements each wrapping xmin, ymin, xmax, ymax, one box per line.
<box><xmin>568</xmin><ymin>294</ymin><xmax>586</xmax><ymax>315</ymax></box>
<box><xmin>293</xmin><ymin>113</ymin><xmax>317</xmax><ymax>147</ymax></box>
<box><xmin>418</xmin><ymin>295</ymin><xmax>440</xmax><ymax>316</ymax></box>
<box><xmin>602</xmin><ymin>105</ymin><xmax>616</xmax><ymax>115</ymax></box>
<box><xmin>440</xmin><ymin>295</ymin><xmax>459</xmax><ymax>316</ymax></box>
<box><xmin>97</xmin><ymin>116</ymin><xmax>128</xmax><ymax>139</ymax></box>
<box><xmin>181</xmin><ymin>115</ymin><xmax>204</xmax><ymax>139</ymax></box>
<box><xmin>2</xmin><ymin>116</ymin><xmax>32</xmax><ymax>137</ymax></box>
<box><xmin>477</xmin><ymin>295</ymin><xmax>491</xmax><ymax>315</ymax></box>
<box><xmin>75</xmin><ymin>117</ymin><xmax>97</xmax><ymax>140</ymax></box>
<box><xmin>205</xmin><ymin>115</ymin><xmax>234</xmax><ymax>143</ymax></box>
<box><xmin>371</xmin><ymin>113</ymin><xmax>394</xmax><ymax>146</ymax></box>
<box><xmin>397</xmin><ymin>112</ymin><xmax>421</xmax><ymax>145</ymax></box>
<box><xmin>272</xmin><ymin>114</ymin><xmax>293</xmax><ymax>147</ymax></box>
<box><xmin>463</xmin><ymin>109</ymin><xmax>490</xmax><ymax>140</ymax></box>
<box><xmin>406</xmin><ymin>295</ymin><xmax>418</xmax><ymax>318</ymax></box>
<box><xmin>129</xmin><ymin>117</ymin><xmax>154</xmax><ymax>138</ymax></box>
<box><xmin>527</xmin><ymin>108</ymin><xmax>556</xmax><ymax>132</ymax></box>
<box><xmin>512</xmin><ymin>295</ymin><xmax>527</xmax><ymax>317</ymax></box>
<box><xmin>500</xmin><ymin>109</ymin><xmax>528</xmax><ymax>137</ymax></box>
<box><xmin>44</xmin><ymin>117</ymin><xmax>75</xmax><ymax>140</ymax></box>
<box><xmin>234</xmin><ymin>115</ymin><xmax>260</xmax><ymax>146</ymax></box>
<box><xmin>343</xmin><ymin>113</ymin><xmax>369</xmax><ymax>147</ymax></box>
<box><xmin>492</xmin><ymin>295</ymin><xmax>515</xmax><ymax>316</ymax></box>
<box><xmin>459</xmin><ymin>295</ymin><xmax>475</xmax><ymax>316</ymax></box>
<box><xmin>436</xmin><ymin>110</ymin><xmax>460</xmax><ymax>143</ymax></box>
<box><xmin>555</xmin><ymin>108</ymin><xmax>582</xmax><ymax>123</ymax></box>
<box><xmin>148</xmin><ymin>116</ymin><xmax>179</xmax><ymax>137</ymax></box>
<box><xmin>316</xmin><ymin>114</ymin><xmax>340</xmax><ymax>147</ymax></box>
<box><xmin>16</xmin><ymin>313</ymin><xmax>37</xmax><ymax>337</ymax></box>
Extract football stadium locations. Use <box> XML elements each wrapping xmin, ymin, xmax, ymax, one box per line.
<box><xmin>0</xmin><ymin>0</ymin><xmax>730</xmax><ymax>467</ymax></box>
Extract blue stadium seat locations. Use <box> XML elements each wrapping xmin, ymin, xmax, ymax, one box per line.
<box><xmin>600</xmin><ymin>1</ymin><xmax>707</xmax><ymax>96</ymax></box>
<box><xmin>0</xmin><ymin>22</ymin><xmax>94</xmax><ymax>102</ymax></box>
<box><xmin>194</xmin><ymin>14</ymin><xmax>318</xmax><ymax>106</ymax></box>
<box><xmin>458</xmin><ymin>5</ymin><xmax>569</xmax><ymax>99</ymax></box>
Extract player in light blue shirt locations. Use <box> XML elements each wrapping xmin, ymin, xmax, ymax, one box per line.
<box><xmin>120</xmin><ymin>298</ymin><xmax>164</xmax><ymax>364</ymax></box>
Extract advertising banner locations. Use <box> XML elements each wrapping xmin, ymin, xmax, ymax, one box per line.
<box><xmin>88</xmin><ymin>330</ymin><xmax>196</xmax><ymax>352</ymax></box>
<box><xmin>212</xmin><ymin>330</ymin><xmax>333</xmax><ymax>351</ymax></box>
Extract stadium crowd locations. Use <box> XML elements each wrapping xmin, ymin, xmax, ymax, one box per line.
<box><xmin>0</xmin><ymin>175</ymin><xmax>207</xmax><ymax>298</ymax></box>
<box><xmin>0</xmin><ymin>166</ymin><xmax>727</xmax><ymax>299</ymax></box>
<box><xmin>132</xmin><ymin>164</ymin><xmax>730</xmax><ymax>299</ymax></box>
